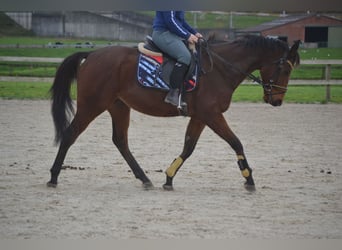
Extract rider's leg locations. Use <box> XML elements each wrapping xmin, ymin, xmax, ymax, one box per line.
<box><xmin>152</xmin><ymin>30</ymin><xmax>191</xmax><ymax>107</ymax></box>
<box><xmin>164</xmin><ymin>62</ymin><xmax>189</xmax><ymax>106</ymax></box>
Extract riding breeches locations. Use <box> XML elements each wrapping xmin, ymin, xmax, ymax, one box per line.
<box><xmin>152</xmin><ymin>30</ymin><xmax>192</xmax><ymax>65</ymax></box>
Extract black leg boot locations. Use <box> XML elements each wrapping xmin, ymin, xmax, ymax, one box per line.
<box><xmin>164</xmin><ymin>62</ymin><xmax>189</xmax><ymax>107</ymax></box>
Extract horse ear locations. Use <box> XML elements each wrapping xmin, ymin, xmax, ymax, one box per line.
<box><xmin>289</xmin><ymin>40</ymin><xmax>300</xmax><ymax>57</ymax></box>
<box><xmin>288</xmin><ymin>40</ymin><xmax>301</xmax><ymax>66</ymax></box>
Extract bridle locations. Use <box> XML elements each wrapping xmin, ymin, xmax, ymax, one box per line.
<box><xmin>197</xmin><ymin>39</ymin><xmax>294</xmax><ymax>98</ymax></box>
<box><xmin>261</xmin><ymin>56</ymin><xmax>294</xmax><ymax>94</ymax></box>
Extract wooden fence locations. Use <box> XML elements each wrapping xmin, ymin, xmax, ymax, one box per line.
<box><xmin>1</xmin><ymin>57</ymin><xmax>341</xmax><ymax>102</ymax></box>
<box><xmin>298</xmin><ymin>60</ymin><xmax>342</xmax><ymax>101</ymax></box>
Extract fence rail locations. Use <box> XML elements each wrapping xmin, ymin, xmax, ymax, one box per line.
<box><xmin>1</xmin><ymin>57</ymin><xmax>341</xmax><ymax>102</ymax></box>
<box><xmin>0</xmin><ymin>56</ymin><xmax>63</xmax><ymax>63</ymax></box>
<box><xmin>2</xmin><ymin>57</ymin><xmax>342</xmax><ymax>65</ymax></box>
<box><xmin>300</xmin><ymin>60</ymin><xmax>342</xmax><ymax>102</ymax></box>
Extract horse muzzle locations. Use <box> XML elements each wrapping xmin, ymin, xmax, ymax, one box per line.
<box><xmin>270</xmin><ymin>99</ymin><xmax>283</xmax><ymax>106</ymax></box>
<box><xmin>264</xmin><ymin>95</ymin><xmax>283</xmax><ymax>106</ymax></box>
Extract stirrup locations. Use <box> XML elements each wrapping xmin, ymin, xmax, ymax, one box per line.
<box><xmin>177</xmin><ymin>93</ymin><xmax>187</xmax><ymax>109</ymax></box>
<box><xmin>177</xmin><ymin>93</ymin><xmax>188</xmax><ymax>116</ymax></box>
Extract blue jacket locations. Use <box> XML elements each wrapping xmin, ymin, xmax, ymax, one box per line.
<box><xmin>153</xmin><ymin>11</ymin><xmax>197</xmax><ymax>40</ymax></box>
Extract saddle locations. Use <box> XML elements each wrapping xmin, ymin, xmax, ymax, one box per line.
<box><xmin>138</xmin><ymin>36</ymin><xmax>164</xmax><ymax>57</ymax></box>
<box><xmin>137</xmin><ymin>36</ymin><xmax>199</xmax><ymax>92</ymax></box>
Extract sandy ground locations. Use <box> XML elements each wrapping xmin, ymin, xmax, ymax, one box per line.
<box><xmin>0</xmin><ymin>100</ymin><xmax>341</xmax><ymax>239</ymax></box>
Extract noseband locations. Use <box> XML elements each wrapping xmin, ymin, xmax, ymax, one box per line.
<box><xmin>198</xmin><ymin>39</ymin><xmax>293</xmax><ymax>97</ymax></box>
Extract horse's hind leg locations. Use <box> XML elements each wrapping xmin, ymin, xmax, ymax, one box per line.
<box><xmin>163</xmin><ymin>117</ymin><xmax>205</xmax><ymax>190</ymax></box>
<box><xmin>108</xmin><ymin>100</ymin><xmax>153</xmax><ymax>188</ymax></box>
<box><xmin>47</xmin><ymin>108</ymin><xmax>103</xmax><ymax>187</ymax></box>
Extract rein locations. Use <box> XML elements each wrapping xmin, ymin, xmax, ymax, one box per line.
<box><xmin>198</xmin><ymin>39</ymin><xmax>291</xmax><ymax>96</ymax></box>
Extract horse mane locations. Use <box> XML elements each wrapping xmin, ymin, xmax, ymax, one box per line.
<box><xmin>235</xmin><ymin>35</ymin><xmax>300</xmax><ymax>66</ymax></box>
<box><xmin>207</xmin><ymin>34</ymin><xmax>287</xmax><ymax>51</ymax></box>
<box><xmin>233</xmin><ymin>35</ymin><xmax>289</xmax><ymax>52</ymax></box>
<box><xmin>206</xmin><ymin>34</ymin><xmax>300</xmax><ymax>67</ymax></box>
<box><xmin>207</xmin><ymin>34</ymin><xmax>288</xmax><ymax>51</ymax></box>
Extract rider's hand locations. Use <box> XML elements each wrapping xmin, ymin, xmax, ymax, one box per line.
<box><xmin>188</xmin><ymin>34</ymin><xmax>198</xmax><ymax>44</ymax></box>
<box><xmin>195</xmin><ymin>33</ymin><xmax>203</xmax><ymax>38</ymax></box>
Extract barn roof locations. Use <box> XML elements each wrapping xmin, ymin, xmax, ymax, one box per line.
<box><xmin>240</xmin><ymin>14</ymin><xmax>342</xmax><ymax>33</ymax></box>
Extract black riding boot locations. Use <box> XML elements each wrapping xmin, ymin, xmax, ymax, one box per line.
<box><xmin>165</xmin><ymin>62</ymin><xmax>189</xmax><ymax>107</ymax></box>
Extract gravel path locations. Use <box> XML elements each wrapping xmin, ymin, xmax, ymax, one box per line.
<box><xmin>1</xmin><ymin>100</ymin><xmax>341</xmax><ymax>239</ymax></box>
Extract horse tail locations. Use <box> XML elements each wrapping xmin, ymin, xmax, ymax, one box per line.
<box><xmin>50</xmin><ymin>51</ymin><xmax>90</xmax><ymax>145</ymax></box>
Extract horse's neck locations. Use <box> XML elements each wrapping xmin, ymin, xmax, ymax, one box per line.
<box><xmin>212</xmin><ymin>45</ymin><xmax>260</xmax><ymax>88</ymax></box>
<box><xmin>229</xmin><ymin>45</ymin><xmax>266</xmax><ymax>69</ymax></box>
<box><xmin>216</xmin><ymin>44</ymin><xmax>281</xmax><ymax>81</ymax></box>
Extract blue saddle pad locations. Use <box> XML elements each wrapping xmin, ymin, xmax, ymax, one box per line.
<box><xmin>137</xmin><ymin>53</ymin><xmax>198</xmax><ymax>92</ymax></box>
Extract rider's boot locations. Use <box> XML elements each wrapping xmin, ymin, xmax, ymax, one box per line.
<box><xmin>164</xmin><ymin>62</ymin><xmax>188</xmax><ymax>108</ymax></box>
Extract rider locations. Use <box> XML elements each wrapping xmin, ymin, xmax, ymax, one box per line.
<box><xmin>152</xmin><ymin>11</ymin><xmax>202</xmax><ymax>108</ymax></box>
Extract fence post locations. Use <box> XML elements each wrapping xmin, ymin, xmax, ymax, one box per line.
<box><xmin>325</xmin><ymin>64</ymin><xmax>331</xmax><ymax>102</ymax></box>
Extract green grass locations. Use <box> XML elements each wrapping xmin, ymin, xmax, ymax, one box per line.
<box><xmin>233</xmin><ymin>85</ymin><xmax>342</xmax><ymax>103</ymax></box>
<box><xmin>1</xmin><ymin>47</ymin><xmax>340</xmax><ymax>59</ymax></box>
<box><xmin>289</xmin><ymin>65</ymin><xmax>342</xmax><ymax>79</ymax></box>
<box><xmin>0</xmin><ymin>81</ymin><xmax>52</xmax><ymax>99</ymax></box>
<box><xmin>0</xmin><ymin>43</ymin><xmax>341</xmax><ymax>79</ymax></box>
<box><xmin>1</xmin><ymin>81</ymin><xmax>341</xmax><ymax>103</ymax></box>
<box><xmin>249</xmin><ymin>64</ymin><xmax>342</xmax><ymax>80</ymax></box>
<box><xmin>0</xmin><ymin>61</ymin><xmax>58</xmax><ymax>77</ymax></box>
<box><xmin>0</xmin><ymin>36</ymin><xmax>341</xmax><ymax>60</ymax></box>
<box><xmin>299</xmin><ymin>48</ymin><xmax>342</xmax><ymax>60</ymax></box>
<box><xmin>0</xmin><ymin>47</ymin><xmax>96</xmax><ymax>58</ymax></box>
<box><xmin>0</xmin><ymin>81</ymin><xmax>76</xmax><ymax>99</ymax></box>
<box><xmin>285</xmin><ymin>85</ymin><xmax>342</xmax><ymax>103</ymax></box>
<box><xmin>0</xmin><ymin>36</ymin><xmax>111</xmax><ymax>45</ymax></box>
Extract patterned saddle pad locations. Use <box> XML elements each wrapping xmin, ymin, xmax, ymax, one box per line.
<box><xmin>137</xmin><ymin>53</ymin><xmax>199</xmax><ymax>92</ymax></box>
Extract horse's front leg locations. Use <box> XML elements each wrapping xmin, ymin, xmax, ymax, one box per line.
<box><xmin>163</xmin><ymin>117</ymin><xmax>205</xmax><ymax>190</ymax></box>
<box><xmin>205</xmin><ymin>113</ymin><xmax>255</xmax><ymax>191</ymax></box>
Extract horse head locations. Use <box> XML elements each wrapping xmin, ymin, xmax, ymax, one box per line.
<box><xmin>260</xmin><ymin>40</ymin><xmax>301</xmax><ymax>106</ymax></box>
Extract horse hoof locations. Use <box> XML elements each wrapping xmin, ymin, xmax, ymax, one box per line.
<box><xmin>143</xmin><ymin>181</ymin><xmax>154</xmax><ymax>190</ymax></box>
<box><xmin>162</xmin><ymin>184</ymin><xmax>174</xmax><ymax>191</ymax></box>
<box><xmin>47</xmin><ymin>181</ymin><xmax>57</xmax><ymax>188</ymax></box>
<box><xmin>244</xmin><ymin>183</ymin><xmax>256</xmax><ymax>192</ymax></box>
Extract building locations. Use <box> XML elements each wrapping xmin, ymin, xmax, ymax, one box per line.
<box><xmin>6</xmin><ymin>11</ymin><xmax>153</xmax><ymax>41</ymax></box>
<box><xmin>238</xmin><ymin>13</ymin><xmax>342</xmax><ymax>48</ymax></box>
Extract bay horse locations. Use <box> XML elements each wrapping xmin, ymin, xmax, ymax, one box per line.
<box><xmin>47</xmin><ymin>35</ymin><xmax>300</xmax><ymax>191</ymax></box>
